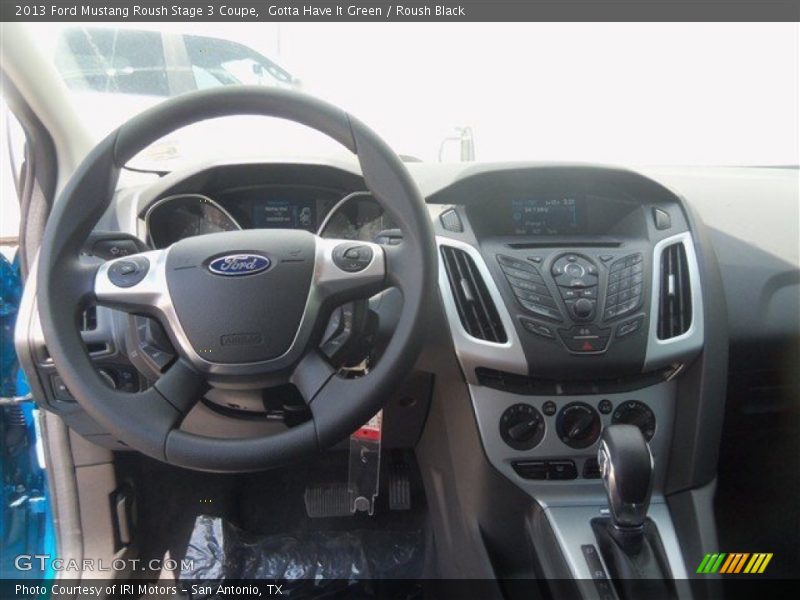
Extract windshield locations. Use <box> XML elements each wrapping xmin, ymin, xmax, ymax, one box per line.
<box><xmin>29</xmin><ymin>22</ymin><xmax>800</xmax><ymax>168</ymax></box>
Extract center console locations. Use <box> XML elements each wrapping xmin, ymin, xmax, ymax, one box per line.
<box><xmin>432</xmin><ymin>166</ymin><xmax>706</xmax><ymax>597</ymax></box>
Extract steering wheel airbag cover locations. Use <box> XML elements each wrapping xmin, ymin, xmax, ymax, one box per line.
<box><xmin>167</xmin><ymin>229</ymin><xmax>315</xmax><ymax>363</ymax></box>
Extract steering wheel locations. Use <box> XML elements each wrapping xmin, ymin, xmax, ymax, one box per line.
<box><xmin>37</xmin><ymin>87</ymin><xmax>436</xmax><ymax>472</ymax></box>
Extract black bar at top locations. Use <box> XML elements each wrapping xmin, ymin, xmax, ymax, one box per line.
<box><xmin>1</xmin><ymin>1</ymin><xmax>799</xmax><ymax>23</ymax></box>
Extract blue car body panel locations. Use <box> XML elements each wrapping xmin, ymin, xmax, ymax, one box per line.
<box><xmin>1</xmin><ymin>251</ymin><xmax>56</xmax><ymax>580</ymax></box>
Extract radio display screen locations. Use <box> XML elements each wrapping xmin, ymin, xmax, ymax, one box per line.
<box><xmin>511</xmin><ymin>197</ymin><xmax>582</xmax><ymax>235</ymax></box>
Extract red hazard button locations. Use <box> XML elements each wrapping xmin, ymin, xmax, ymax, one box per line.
<box><xmin>558</xmin><ymin>326</ymin><xmax>611</xmax><ymax>353</ymax></box>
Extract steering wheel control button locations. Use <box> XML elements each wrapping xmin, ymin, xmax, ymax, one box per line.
<box><xmin>558</xmin><ymin>324</ymin><xmax>610</xmax><ymax>354</ymax></box>
<box><xmin>519</xmin><ymin>317</ymin><xmax>554</xmax><ymax>339</ymax></box>
<box><xmin>50</xmin><ymin>375</ymin><xmax>74</xmax><ymax>402</ymax></box>
<box><xmin>108</xmin><ymin>256</ymin><xmax>149</xmax><ymax>288</ymax></box>
<box><xmin>556</xmin><ymin>402</ymin><xmax>602</xmax><ymax>449</ymax></box>
<box><xmin>604</xmin><ymin>253</ymin><xmax>644</xmax><ymax>321</ymax></box>
<box><xmin>131</xmin><ymin>316</ymin><xmax>177</xmax><ymax>374</ymax></box>
<box><xmin>598</xmin><ymin>399</ymin><xmax>613</xmax><ymax>414</ymax></box>
<box><xmin>500</xmin><ymin>403</ymin><xmax>545</xmax><ymax>451</ymax></box>
<box><xmin>612</xmin><ymin>400</ymin><xmax>656</xmax><ymax>441</ymax></box>
<box><xmin>333</xmin><ymin>244</ymin><xmax>374</xmax><ymax>272</ymax></box>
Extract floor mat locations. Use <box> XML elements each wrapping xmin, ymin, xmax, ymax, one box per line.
<box><xmin>182</xmin><ymin>514</ymin><xmax>424</xmax><ymax>586</ymax></box>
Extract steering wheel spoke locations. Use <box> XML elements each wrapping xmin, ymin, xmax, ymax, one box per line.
<box><xmin>153</xmin><ymin>358</ymin><xmax>208</xmax><ymax>415</ymax></box>
<box><xmin>290</xmin><ymin>349</ymin><xmax>336</xmax><ymax>404</ymax></box>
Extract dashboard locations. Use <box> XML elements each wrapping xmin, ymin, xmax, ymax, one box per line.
<box><xmin>12</xmin><ymin>154</ymin><xmax>797</xmax><ymax>588</ymax></box>
<box><xmin>143</xmin><ymin>185</ymin><xmax>396</xmax><ymax>248</ymax></box>
<box><xmin>15</xmin><ymin>159</ymin><xmax>797</xmax><ymax>481</ymax></box>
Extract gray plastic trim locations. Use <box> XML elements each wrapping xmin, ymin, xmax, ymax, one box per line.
<box><xmin>644</xmin><ymin>232</ymin><xmax>704</xmax><ymax>370</ymax></box>
<box><xmin>436</xmin><ymin>236</ymin><xmax>528</xmax><ymax>383</ymax></box>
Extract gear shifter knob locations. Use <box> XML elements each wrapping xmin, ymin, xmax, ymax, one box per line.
<box><xmin>598</xmin><ymin>424</ymin><xmax>653</xmax><ymax>530</ymax></box>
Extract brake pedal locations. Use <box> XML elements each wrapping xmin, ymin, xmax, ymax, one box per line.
<box><xmin>304</xmin><ymin>483</ymin><xmax>351</xmax><ymax>518</ymax></box>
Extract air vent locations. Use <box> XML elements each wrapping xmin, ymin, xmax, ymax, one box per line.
<box><xmin>441</xmin><ymin>246</ymin><xmax>507</xmax><ymax>343</ymax></box>
<box><xmin>657</xmin><ymin>242</ymin><xmax>692</xmax><ymax>339</ymax></box>
<box><xmin>80</xmin><ymin>305</ymin><xmax>97</xmax><ymax>331</ymax></box>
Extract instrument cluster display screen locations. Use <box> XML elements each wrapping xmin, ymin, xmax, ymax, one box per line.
<box><xmin>252</xmin><ymin>198</ymin><xmax>317</xmax><ymax>231</ymax></box>
<box><xmin>511</xmin><ymin>197</ymin><xmax>582</xmax><ymax>235</ymax></box>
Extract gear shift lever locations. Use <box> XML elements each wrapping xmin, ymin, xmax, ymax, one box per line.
<box><xmin>598</xmin><ymin>424</ymin><xmax>654</xmax><ymax>530</ymax></box>
<box><xmin>593</xmin><ymin>425</ymin><xmax>674</xmax><ymax>598</ymax></box>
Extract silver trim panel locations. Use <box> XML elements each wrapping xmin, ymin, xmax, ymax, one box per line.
<box><xmin>94</xmin><ymin>236</ymin><xmax>385</xmax><ymax>377</ymax></box>
<box><xmin>644</xmin><ymin>232</ymin><xmax>705</xmax><ymax>370</ymax></box>
<box><xmin>436</xmin><ymin>236</ymin><xmax>528</xmax><ymax>383</ymax></box>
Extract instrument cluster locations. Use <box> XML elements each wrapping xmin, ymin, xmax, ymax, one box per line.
<box><xmin>144</xmin><ymin>187</ymin><xmax>395</xmax><ymax>249</ymax></box>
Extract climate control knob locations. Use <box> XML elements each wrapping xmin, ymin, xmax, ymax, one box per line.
<box><xmin>556</xmin><ymin>402</ymin><xmax>601</xmax><ymax>449</ymax></box>
<box><xmin>500</xmin><ymin>403</ymin><xmax>545</xmax><ymax>450</ymax></box>
<box><xmin>612</xmin><ymin>400</ymin><xmax>656</xmax><ymax>441</ymax></box>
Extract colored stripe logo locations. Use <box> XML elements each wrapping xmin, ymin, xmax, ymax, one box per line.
<box><xmin>697</xmin><ymin>553</ymin><xmax>773</xmax><ymax>574</ymax></box>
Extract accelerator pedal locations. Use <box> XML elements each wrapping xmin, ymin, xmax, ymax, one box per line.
<box><xmin>304</xmin><ymin>483</ymin><xmax>352</xmax><ymax>518</ymax></box>
<box><xmin>388</xmin><ymin>461</ymin><xmax>412</xmax><ymax>511</ymax></box>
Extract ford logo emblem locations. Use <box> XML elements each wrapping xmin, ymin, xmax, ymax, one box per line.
<box><xmin>208</xmin><ymin>254</ymin><xmax>270</xmax><ymax>276</ymax></box>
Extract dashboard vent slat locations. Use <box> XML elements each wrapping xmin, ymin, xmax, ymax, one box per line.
<box><xmin>657</xmin><ymin>242</ymin><xmax>692</xmax><ymax>340</ymax></box>
<box><xmin>441</xmin><ymin>246</ymin><xmax>507</xmax><ymax>343</ymax></box>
